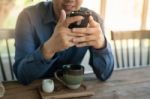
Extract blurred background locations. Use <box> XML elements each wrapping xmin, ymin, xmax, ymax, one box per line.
<box><xmin>0</xmin><ymin>0</ymin><xmax>150</xmax><ymax>81</ymax></box>
<box><xmin>1</xmin><ymin>0</ymin><xmax>150</xmax><ymax>30</ymax></box>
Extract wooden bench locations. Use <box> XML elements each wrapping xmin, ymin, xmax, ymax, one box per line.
<box><xmin>111</xmin><ymin>30</ymin><xmax>150</xmax><ymax>69</ymax></box>
<box><xmin>0</xmin><ymin>29</ymin><xmax>15</xmax><ymax>81</ymax></box>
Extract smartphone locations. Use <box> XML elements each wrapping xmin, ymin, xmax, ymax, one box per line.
<box><xmin>68</xmin><ymin>10</ymin><xmax>91</xmax><ymax>29</ymax></box>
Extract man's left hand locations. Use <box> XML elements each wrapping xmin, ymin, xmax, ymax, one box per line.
<box><xmin>71</xmin><ymin>16</ymin><xmax>105</xmax><ymax>49</ymax></box>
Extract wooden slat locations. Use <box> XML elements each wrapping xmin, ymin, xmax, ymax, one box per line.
<box><xmin>139</xmin><ymin>39</ymin><xmax>142</xmax><ymax>65</ymax></box>
<box><xmin>113</xmin><ymin>40</ymin><xmax>119</xmax><ymax>68</ymax></box>
<box><xmin>6</xmin><ymin>39</ymin><xmax>14</xmax><ymax>80</ymax></box>
<box><xmin>0</xmin><ymin>54</ymin><xmax>6</xmax><ymax>81</ymax></box>
<box><xmin>0</xmin><ymin>29</ymin><xmax>14</xmax><ymax>39</ymax></box>
<box><xmin>0</xmin><ymin>29</ymin><xmax>15</xmax><ymax>81</ymax></box>
<box><xmin>111</xmin><ymin>30</ymin><xmax>150</xmax><ymax>68</ymax></box>
<box><xmin>141</xmin><ymin>0</ymin><xmax>149</xmax><ymax>29</ymax></box>
<box><xmin>148</xmin><ymin>40</ymin><xmax>150</xmax><ymax>64</ymax></box>
<box><xmin>126</xmin><ymin>40</ymin><xmax>129</xmax><ymax>67</ymax></box>
<box><xmin>100</xmin><ymin>0</ymin><xmax>107</xmax><ymax>18</ymax></box>
<box><xmin>111</xmin><ymin>30</ymin><xmax>150</xmax><ymax>40</ymax></box>
<box><xmin>120</xmin><ymin>40</ymin><xmax>124</xmax><ymax>67</ymax></box>
<box><xmin>133</xmin><ymin>40</ymin><xmax>136</xmax><ymax>66</ymax></box>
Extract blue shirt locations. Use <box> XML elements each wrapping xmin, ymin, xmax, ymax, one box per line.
<box><xmin>13</xmin><ymin>2</ymin><xmax>114</xmax><ymax>85</ymax></box>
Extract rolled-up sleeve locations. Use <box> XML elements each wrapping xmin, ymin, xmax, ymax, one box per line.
<box><xmin>89</xmin><ymin>10</ymin><xmax>114</xmax><ymax>81</ymax></box>
<box><xmin>89</xmin><ymin>40</ymin><xmax>114</xmax><ymax>81</ymax></box>
<box><xmin>13</xmin><ymin>10</ymin><xmax>58</xmax><ymax>85</ymax></box>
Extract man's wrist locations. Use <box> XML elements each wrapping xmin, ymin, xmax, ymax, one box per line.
<box><xmin>41</xmin><ymin>42</ymin><xmax>55</xmax><ymax>60</ymax></box>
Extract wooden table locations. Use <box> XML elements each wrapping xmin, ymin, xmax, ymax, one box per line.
<box><xmin>2</xmin><ymin>67</ymin><xmax>150</xmax><ymax>99</ymax></box>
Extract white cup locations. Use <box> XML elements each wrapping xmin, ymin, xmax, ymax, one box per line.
<box><xmin>0</xmin><ymin>82</ymin><xmax>5</xmax><ymax>98</ymax></box>
<box><xmin>42</xmin><ymin>79</ymin><xmax>54</xmax><ymax>93</ymax></box>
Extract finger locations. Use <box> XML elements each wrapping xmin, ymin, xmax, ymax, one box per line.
<box><xmin>73</xmin><ymin>35</ymin><xmax>96</xmax><ymax>43</ymax></box>
<box><xmin>76</xmin><ymin>41</ymin><xmax>95</xmax><ymax>47</ymax></box>
<box><xmin>65</xmin><ymin>16</ymin><xmax>84</xmax><ymax>27</ymax></box>
<box><xmin>58</xmin><ymin>9</ymin><xmax>66</xmax><ymax>23</ymax></box>
<box><xmin>72</xmin><ymin>27</ymin><xmax>96</xmax><ymax>34</ymax></box>
<box><xmin>68</xmin><ymin>32</ymin><xmax>87</xmax><ymax>37</ymax></box>
<box><xmin>89</xmin><ymin>16</ymin><xmax>97</xmax><ymax>27</ymax></box>
<box><xmin>69</xmin><ymin>42</ymin><xmax>75</xmax><ymax>47</ymax></box>
<box><xmin>64</xmin><ymin>42</ymin><xmax>75</xmax><ymax>49</ymax></box>
<box><xmin>76</xmin><ymin>42</ymin><xmax>88</xmax><ymax>47</ymax></box>
<box><xmin>65</xmin><ymin>37</ymin><xmax>76</xmax><ymax>48</ymax></box>
<box><xmin>61</xmin><ymin>40</ymin><xmax>75</xmax><ymax>50</ymax></box>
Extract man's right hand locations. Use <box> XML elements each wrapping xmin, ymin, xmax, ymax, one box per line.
<box><xmin>41</xmin><ymin>9</ymin><xmax>84</xmax><ymax>60</ymax></box>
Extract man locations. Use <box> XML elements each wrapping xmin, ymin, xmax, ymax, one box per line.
<box><xmin>13</xmin><ymin>0</ymin><xmax>114</xmax><ymax>85</ymax></box>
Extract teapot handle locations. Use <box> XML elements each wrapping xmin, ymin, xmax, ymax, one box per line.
<box><xmin>54</xmin><ymin>70</ymin><xmax>67</xmax><ymax>86</ymax></box>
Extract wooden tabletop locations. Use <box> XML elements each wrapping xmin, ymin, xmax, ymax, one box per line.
<box><xmin>2</xmin><ymin>67</ymin><xmax>150</xmax><ymax>99</ymax></box>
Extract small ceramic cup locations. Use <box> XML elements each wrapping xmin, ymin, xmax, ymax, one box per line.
<box><xmin>42</xmin><ymin>79</ymin><xmax>54</xmax><ymax>93</ymax></box>
<box><xmin>55</xmin><ymin>64</ymin><xmax>84</xmax><ymax>90</ymax></box>
<box><xmin>0</xmin><ymin>82</ymin><xmax>5</xmax><ymax>98</ymax></box>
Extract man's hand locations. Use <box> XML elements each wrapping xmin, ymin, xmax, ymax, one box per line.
<box><xmin>72</xmin><ymin>16</ymin><xmax>105</xmax><ymax>49</ymax></box>
<box><xmin>42</xmin><ymin>10</ymin><xmax>84</xmax><ymax>59</ymax></box>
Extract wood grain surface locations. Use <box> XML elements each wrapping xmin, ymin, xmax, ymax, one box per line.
<box><xmin>2</xmin><ymin>67</ymin><xmax>150</xmax><ymax>99</ymax></box>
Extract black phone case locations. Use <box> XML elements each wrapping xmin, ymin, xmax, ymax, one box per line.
<box><xmin>68</xmin><ymin>10</ymin><xmax>91</xmax><ymax>29</ymax></box>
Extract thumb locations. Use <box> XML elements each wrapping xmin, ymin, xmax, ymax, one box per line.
<box><xmin>89</xmin><ymin>16</ymin><xmax>97</xmax><ymax>27</ymax></box>
<box><xmin>58</xmin><ymin>9</ymin><xmax>66</xmax><ymax>23</ymax></box>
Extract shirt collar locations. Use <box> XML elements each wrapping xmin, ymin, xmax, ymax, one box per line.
<box><xmin>43</xmin><ymin>3</ymin><xmax>86</xmax><ymax>24</ymax></box>
<box><xmin>43</xmin><ymin>2</ymin><xmax>57</xmax><ymax>24</ymax></box>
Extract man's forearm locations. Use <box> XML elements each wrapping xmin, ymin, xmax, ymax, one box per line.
<box><xmin>13</xmin><ymin>46</ymin><xmax>58</xmax><ymax>85</ymax></box>
<box><xmin>89</xmin><ymin>42</ymin><xmax>114</xmax><ymax>81</ymax></box>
